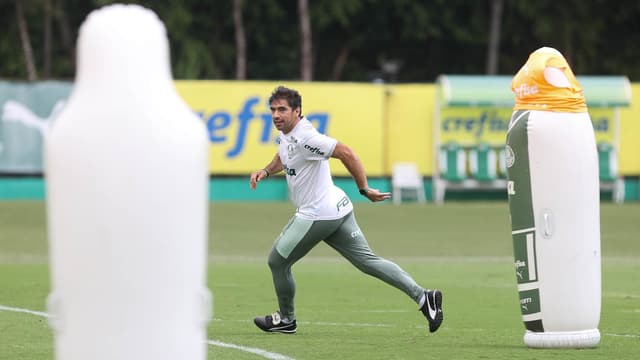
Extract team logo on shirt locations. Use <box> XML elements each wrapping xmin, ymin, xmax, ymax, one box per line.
<box><xmin>287</xmin><ymin>144</ymin><xmax>295</xmax><ymax>159</ymax></box>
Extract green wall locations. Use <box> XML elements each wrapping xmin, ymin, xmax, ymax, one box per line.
<box><xmin>1</xmin><ymin>177</ymin><xmax>637</xmax><ymax>202</ymax></box>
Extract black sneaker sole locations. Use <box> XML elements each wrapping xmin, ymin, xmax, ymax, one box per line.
<box><xmin>253</xmin><ymin>318</ymin><xmax>297</xmax><ymax>334</ymax></box>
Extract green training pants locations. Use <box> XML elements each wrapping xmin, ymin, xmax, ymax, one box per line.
<box><xmin>267</xmin><ymin>211</ymin><xmax>424</xmax><ymax>320</ymax></box>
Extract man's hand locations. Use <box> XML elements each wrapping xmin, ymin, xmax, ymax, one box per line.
<box><xmin>250</xmin><ymin>169</ymin><xmax>269</xmax><ymax>190</ymax></box>
<box><xmin>362</xmin><ymin>188</ymin><xmax>392</xmax><ymax>202</ymax></box>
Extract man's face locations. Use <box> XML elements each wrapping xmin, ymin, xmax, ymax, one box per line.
<box><xmin>270</xmin><ymin>98</ymin><xmax>300</xmax><ymax>134</ymax></box>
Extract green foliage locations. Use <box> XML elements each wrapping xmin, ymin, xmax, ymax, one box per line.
<box><xmin>1</xmin><ymin>1</ymin><xmax>639</xmax><ymax>81</ymax></box>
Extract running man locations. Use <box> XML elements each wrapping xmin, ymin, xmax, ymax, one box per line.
<box><xmin>249</xmin><ymin>85</ymin><xmax>443</xmax><ymax>334</ymax></box>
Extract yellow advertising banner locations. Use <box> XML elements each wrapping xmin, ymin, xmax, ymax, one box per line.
<box><xmin>384</xmin><ymin>85</ymin><xmax>436</xmax><ymax>175</ymax></box>
<box><xmin>175</xmin><ymin>81</ymin><xmax>386</xmax><ymax>176</ymax></box>
<box><xmin>439</xmin><ymin>107</ymin><xmax>615</xmax><ymax>145</ymax></box>
<box><xmin>619</xmin><ymin>83</ymin><xmax>640</xmax><ymax>174</ymax></box>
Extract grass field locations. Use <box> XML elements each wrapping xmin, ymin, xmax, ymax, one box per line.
<box><xmin>0</xmin><ymin>200</ymin><xmax>638</xmax><ymax>359</ymax></box>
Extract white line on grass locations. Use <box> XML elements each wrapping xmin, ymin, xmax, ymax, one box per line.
<box><xmin>0</xmin><ymin>304</ymin><xmax>296</xmax><ymax>360</ymax></box>
<box><xmin>3</xmin><ymin>254</ymin><xmax>638</xmax><ymax>265</ymax></box>
<box><xmin>213</xmin><ymin>318</ymin><xmax>395</xmax><ymax>328</ymax></box>
<box><xmin>603</xmin><ymin>292</ymin><xmax>639</xmax><ymax>298</ymax></box>
<box><xmin>208</xmin><ymin>255</ymin><xmax>516</xmax><ymax>264</ymax></box>
<box><xmin>306</xmin><ymin>321</ymin><xmax>394</xmax><ymax>328</ymax></box>
<box><xmin>604</xmin><ymin>333</ymin><xmax>640</xmax><ymax>339</ymax></box>
<box><xmin>214</xmin><ymin>318</ymin><xmax>640</xmax><ymax>336</ymax></box>
<box><xmin>207</xmin><ymin>340</ymin><xmax>295</xmax><ymax>360</ymax></box>
<box><xmin>12</xmin><ymin>305</ymin><xmax>635</xmax><ymax>344</ymax></box>
<box><xmin>0</xmin><ymin>304</ymin><xmax>49</xmax><ymax>317</ymax></box>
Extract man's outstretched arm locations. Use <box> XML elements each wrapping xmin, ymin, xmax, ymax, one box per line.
<box><xmin>331</xmin><ymin>142</ymin><xmax>391</xmax><ymax>202</ymax></box>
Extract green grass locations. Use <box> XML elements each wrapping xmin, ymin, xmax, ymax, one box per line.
<box><xmin>0</xmin><ymin>201</ymin><xmax>639</xmax><ymax>359</ymax></box>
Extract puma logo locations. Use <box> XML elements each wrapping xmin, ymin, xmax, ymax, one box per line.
<box><xmin>1</xmin><ymin>99</ymin><xmax>65</xmax><ymax>137</ymax></box>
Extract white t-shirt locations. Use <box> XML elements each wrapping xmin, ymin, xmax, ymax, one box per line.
<box><xmin>277</xmin><ymin>118</ymin><xmax>353</xmax><ymax>220</ymax></box>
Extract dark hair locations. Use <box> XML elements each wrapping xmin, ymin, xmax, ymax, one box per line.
<box><xmin>269</xmin><ymin>86</ymin><xmax>302</xmax><ymax>117</ymax></box>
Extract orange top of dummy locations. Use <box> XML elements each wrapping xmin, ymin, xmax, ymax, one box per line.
<box><xmin>511</xmin><ymin>47</ymin><xmax>587</xmax><ymax>112</ymax></box>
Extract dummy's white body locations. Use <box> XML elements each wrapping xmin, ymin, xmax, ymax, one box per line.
<box><xmin>45</xmin><ymin>4</ymin><xmax>210</xmax><ymax>360</ymax></box>
<box><xmin>508</xmin><ymin>110</ymin><xmax>601</xmax><ymax>348</ymax></box>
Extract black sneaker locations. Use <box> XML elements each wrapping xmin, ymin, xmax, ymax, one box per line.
<box><xmin>253</xmin><ymin>311</ymin><xmax>297</xmax><ymax>334</ymax></box>
<box><xmin>419</xmin><ymin>290</ymin><xmax>443</xmax><ymax>333</ymax></box>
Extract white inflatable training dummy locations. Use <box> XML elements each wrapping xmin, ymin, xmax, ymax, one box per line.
<box><xmin>45</xmin><ymin>4</ymin><xmax>211</xmax><ymax>360</ymax></box>
<box><xmin>506</xmin><ymin>47</ymin><xmax>601</xmax><ymax>348</ymax></box>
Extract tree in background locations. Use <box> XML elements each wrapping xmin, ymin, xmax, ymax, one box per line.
<box><xmin>233</xmin><ymin>0</ymin><xmax>246</xmax><ymax>80</ymax></box>
<box><xmin>15</xmin><ymin>0</ymin><xmax>38</xmax><ymax>81</ymax></box>
<box><xmin>486</xmin><ymin>0</ymin><xmax>503</xmax><ymax>75</ymax></box>
<box><xmin>298</xmin><ymin>0</ymin><xmax>312</xmax><ymax>81</ymax></box>
<box><xmin>1</xmin><ymin>0</ymin><xmax>639</xmax><ymax>82</ymax></box>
